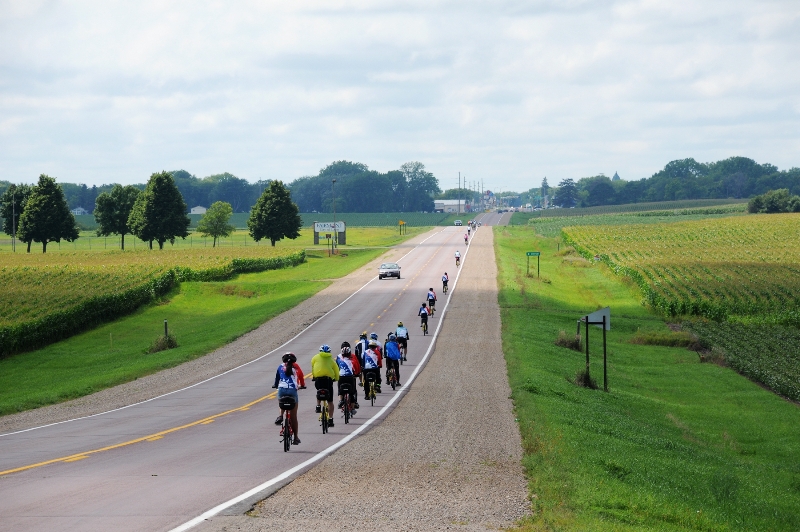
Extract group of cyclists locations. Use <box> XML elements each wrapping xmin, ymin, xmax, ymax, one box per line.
<box><xmin>272</xmin><ymin>323</ymin><xmax>411</xmax><ymax>445</ymax></box>
<box><xmin>272</xmin><ymin>224</ymin><xmax>478</xmax><ymax>445</ymax></box>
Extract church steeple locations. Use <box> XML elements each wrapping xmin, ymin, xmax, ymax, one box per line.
<box><xmin>612</xmin><ymin>171</ymin><xmax>621</xmax><ymax>181</ymax></box>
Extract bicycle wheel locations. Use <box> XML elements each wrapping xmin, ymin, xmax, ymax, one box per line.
<box><xmin>370</xmin><ymin>383</ymin><xmax>375</xmax><ymax>406</ymax></box>
<box><xmin>344</xmin><ymin>398</ymin><xmax>350</xmax><ymax>424</ymax></box>
<box><xmin>283</xmin><ymin>416</ymin><xmax>291</xmax><ymax>452</ymax></box>
<box><xmin>321</xmin><ymin>401</ymin><xmax>328</xmax><ymax>434</ymax></box>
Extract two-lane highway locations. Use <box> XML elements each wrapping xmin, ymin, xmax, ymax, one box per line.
<box><xmin>0</xmin><ymin>220</ymin><xmax>496</xmax><ymax>532</ymax></box>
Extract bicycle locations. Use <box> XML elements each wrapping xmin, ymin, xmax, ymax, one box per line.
<box><xmin>278</xmin><ymin>395</ymin><xmax>296</xmax><ymax>452</ymax></box>
<box><xmin>455</xmin><ymin>257</ymin><xmax>461</xmax><ymax>268</ymax></box>
<box><xmin>340</xmin><ymin>382</ymin><xmax>352</xmax><ymax>424</ymax></box>
<box><xmin>442</xmin><ymin>282</ymin><xmax>448</xmax><ymax>295</ymax></box>
<box><xmin>428</xmin><ymin>301</ymin><xmax>435</xmax><ymax>317</ymax></box>
<box><xmin>399</xmin><ymin>341</ymin><xmax>406</xmax><ymax>364</ymax></box>
<box><xmin>317</xmin><ymin>389</ymin><xmax>330</xmax><ymax>434</ymax></box>
<box><xmin>364</xmin><ymin>371</ymin><xmax>377</xmax><ymax>407</ymax></box>
<box><xmin>421</xmin><ymin>318</ymin><xmax>428</xmax><ymax>335</ymax></box>
<box><xmin>386</xmin><ymin>366</ymin><xmax>398</xmax><ymax>391</ymax></box>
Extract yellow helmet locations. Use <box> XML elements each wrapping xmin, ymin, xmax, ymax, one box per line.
<box><xmin>397</xmin><ymin>321</ymin><xmax>403</xmax><ymax>327</ymax></box>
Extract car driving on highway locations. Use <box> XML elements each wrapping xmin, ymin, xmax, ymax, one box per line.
<box><xmin>378</xmin><ymin>262</ymin><xmax>401</xmax><ymax>279</ymax></box>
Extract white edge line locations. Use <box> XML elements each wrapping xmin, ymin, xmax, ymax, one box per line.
<box><xmin>168</xmin><ymin>225</ymin><xmax>475</xmax><ymax>532</ymax></box>
<box><xmin>0</xmin><ymin>228</ymin><xmax>446</xmax><ymax>438</ymax></box>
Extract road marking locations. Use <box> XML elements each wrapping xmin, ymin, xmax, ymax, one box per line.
<box><xmin>169</xmin><ymin>227</ymin><xmax>476</xmax><ymax>532</ymax></box>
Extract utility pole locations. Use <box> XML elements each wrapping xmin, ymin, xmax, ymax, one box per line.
<box><xmin>458</xmin><ymin>172</ymin><xmax>461</xmax><ymax>215</ymax></box>
<box><xmin>11</xmin><ymin>190</ymin><xmax>15</xmax><ymax>252</ymax></box>
<box><xmin>332</xmin><ymin>179</ymin><xmax>337</xmax><ymax>251</ymax></box>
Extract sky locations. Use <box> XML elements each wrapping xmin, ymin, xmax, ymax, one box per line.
<box><xmin>1</xmin><ymin>0</ymin><xmax>799</xmax><ymax>193</ymax></box>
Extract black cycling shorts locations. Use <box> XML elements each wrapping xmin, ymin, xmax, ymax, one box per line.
<box><xmin>314</xmin><ymin>376</ymin><xmax>334</xmax><ymax>402</ymax></box>
<box><xmin>338</xmin><ymin>375</ymin><xmax>357</xmax><ymax>398</ymax></box>
<box><xmin>397</xmin><ymin>337</ymin><xmax>407</xmax><ymax>349</ymax></box>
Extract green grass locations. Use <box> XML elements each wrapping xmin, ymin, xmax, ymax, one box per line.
<box><xmin>0</xmin><ymin>244</ymin><xmax>397</xmax><ymax>415</ymax></box>
<box><xmin>495</xmin><ymin>226</ymin><xmax>800</xmax><ymax>531</ymax></box>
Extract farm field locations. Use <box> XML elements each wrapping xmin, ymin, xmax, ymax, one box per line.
<box><xmin>495</xmin><ymin>226</ymin><xmax>800</xmax><ymax>531</ymax></box>
<box><xmin>0</xmin><ymin>227</ymin><xmax>424</xmax><ymax>357</ymax></box>
<box><xmin>561</xmin><ymin>213</ymin><xmax>800</xmax><ymax>401</ymax></box>
<box><xmin>510</xmin><ymin>199</ymin><xmax>746</xmax><ymax>225</ymax></box>
<box><xmin>520</xmin><ymin>205</ymin><xmax>747</xmax><ymax>238</ymax></box>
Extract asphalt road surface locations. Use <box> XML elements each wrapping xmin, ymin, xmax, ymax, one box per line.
<box><xmin>0</xmin><ymin>213</ymin><xmax>507</xmax><ymax>532</ymax></box>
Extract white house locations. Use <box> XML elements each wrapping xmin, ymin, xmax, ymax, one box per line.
<box><xmin>71</xmin><ymin>207</ymin><xmax>89</xmax><ymax>216</ymax></box>
<box><xmin>190</xmin><ymin>206</ymin><xmax>207</xmax><ymax>215</ymax></box>
<box><xmin>434</xmin><ymin>199</ymin><xmax>471</xmax><ymax>213</ymax></box>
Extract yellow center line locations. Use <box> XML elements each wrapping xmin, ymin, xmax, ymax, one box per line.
<box><xmin>0</xmin><ymin>383</ymin><xmax>303</xmax><ymax>477</ymax></box>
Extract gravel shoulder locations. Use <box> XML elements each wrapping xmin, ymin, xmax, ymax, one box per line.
<box><xmin>0</xmin><ymin>236</ymin><xmax>428</xmax><ymax>435</ymax></box>
<box><xmin>200</xmin><ymin>226</ymin><xmax>530</xmax><ymax>531</ymax></box>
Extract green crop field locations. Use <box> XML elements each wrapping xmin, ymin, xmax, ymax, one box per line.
<box><xmin>495</xmin><ymin>226</ymin><xmax>800</xmax><ymax>531</ymax></box>
<box><xmin>561</xmin><ymin>213</ymin><xmax>800</xmax><ymax>401</ymax></box>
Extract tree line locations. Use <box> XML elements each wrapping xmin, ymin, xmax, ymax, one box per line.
<box><xmin>0</xmin><ymin>173</ymin><xmax>302</xmax><ymax>252</ymax></box>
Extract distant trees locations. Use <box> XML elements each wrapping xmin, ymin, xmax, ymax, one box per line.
<box><xmin>747</xmin><ymin>189</ymin><xmax>800</xmax><ymax>214</ymax></box>
<box><xmin>0</xmin><ymin>183</ymin><xmax>32</xmax><ymax>239</ymax></box>
<box><xmin>248</xmin><ymin>181</ymin><xmax>302</xmax><ymax>246</ymax></box>
<box><xmin>128</xmin><ymin>171</ymin><xmax>191</xmax><ymax>249</ymax></box>
<box><xmin>554</xmin><ymin>178</ymin><xmax>578</xmax><ymax>207</ymax></box>
<box><xmin>17</xmin><ymin>175</ymin><xmax>79</xmax><ymax>253</ymax></box>
<box><xmin>94</xmin><ymin>184</ymin><xmax>141</xmax><ymax>250</ymax></box>
<box><xmin>196</xmin><ymin>201</ymin><xmax>235</xmax><ymax>247</ymax></box>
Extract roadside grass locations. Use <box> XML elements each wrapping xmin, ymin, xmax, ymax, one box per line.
<box><xmin>0</xmin><ymin>244</ymin><xmax>398</xmax><ymax>416</ymax></box>
<box><xmin>496</xmin><ymin>226</ymin><xmax>800</xmax><ymax>532</ymax></box>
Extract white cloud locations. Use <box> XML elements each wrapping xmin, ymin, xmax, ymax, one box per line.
<box><xmin>0</xmin><ymin>0</ymin><xmax>798</xmax><ymax>189</ymax></box>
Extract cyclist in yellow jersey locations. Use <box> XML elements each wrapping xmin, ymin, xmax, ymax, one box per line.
<box><xmin>311</xmin><ymin>344</ymin><xmax>339</xmax><ymax>426</ymax></box>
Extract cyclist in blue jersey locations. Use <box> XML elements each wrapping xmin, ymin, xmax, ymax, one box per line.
<box><xmin>272</xmin><ymin>352</ymin><xmax>306</xmax><ymax>445</ymax></box>
<box><xmin>384</xmin><ymin>334</ymin><xmax>403</xmax><ymax>386</ymax></box>
<box><xmin>354</xmin><ymin>331</ymin><xmax>368</xmax><ymax>367</ymax></box>
<box><xmin>418</xmin><ymin>302</ymin><xmax>429</xmax><ymax>331</ymax></box>
<box><xmin>362</xmin><ymin>339</ymin><xmax>382</xmax><ymax>400</ymax></box>
<box><xmin>336</xmin><ymin>341</ymin><xmax>360</xmax><ymax>410</ymax></box>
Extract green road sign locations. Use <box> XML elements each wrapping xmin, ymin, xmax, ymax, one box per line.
<box><xmin>527</xmin><ymin>251</ymin><xmax>540</xmax><ymax>256</ymax></box>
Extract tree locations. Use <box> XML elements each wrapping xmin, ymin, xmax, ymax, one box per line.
<box><xmin>196</xmin><ymin>201</ymin><xmax>235</xmax><ymax>247</ymax></box>
<box><xmin>128</xmin><ymin>171</ymin><xmax>191</xmax><ymax>249</ymax></box>
<box><xmin>541</xmin><ymin>177</ymin><xmax>549</xmax><ymax>200</ymax></box>
<box><xmin>248</xmin><ymin>180</ymin><xmax>302</xmax><ymax>246</ymax></box>
<box><xmin>94</xmin><ymin>184</ymin><xmax>141</xmax><ymax>250</ymax></box>
<box><xmin>17</xmin><ymin>174</ymin><xmax>79</xmax><ymax>253</ymax></box>
<box><xmin>0</xmin><ymin>183</ymin><xmax>33</xmax><ymax>242</ymax></box>
<box><xmin>554</xmin><ymin>178</ymin><xmax>578</xmax><ymax>207</ymax></box>
<box><xmin>401</xmin><ymin>161</ymin><xmax>440</xmax><ymax>211</ymax></box>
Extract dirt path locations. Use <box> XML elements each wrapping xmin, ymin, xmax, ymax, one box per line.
<box><xmin>0</xmin><ymin>238</ymin><xmax>425</xmax><ymax>435</ymax></box>
<box><xmin>201</xmin><ymin>226</ymin><xmax>529</xmax><ymax>531</ymax></box>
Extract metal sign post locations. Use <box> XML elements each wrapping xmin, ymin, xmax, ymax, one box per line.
<box><xmin>526</xmin><ymin>251</ymin><xmax>540</xmax><ymax>277</ymax></box>
<box><xmin>578</xmin><ymin>307</ymin><xmax>611</xmax><ymax>391</ymax></box>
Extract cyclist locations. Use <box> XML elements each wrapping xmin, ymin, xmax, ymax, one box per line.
<box><xmin>362</xmin><ymin>339</ymin><xmax>383</xmax><ymax>400</ymax></box>
<box><xmin>369</xmin><ymin>332</ymin><xmax>383</xmax><ymax>392</ymax></box>
<box><xmin>467</xmin><ymin>227</ymin><xmax>471</xmax><ymax>237</ymax></box>
<box><xmin>418</xmin><ymin>302</ymin><xmax>429</xmax><ymax>331</ymax></box>
<box><xmin>384</xmin><ymin>333</ymin><xmax>402</xmax><ymax>386</ymax></box>
<box><xmin>442</xmin><ymin>272</ymin><xmax>449</xmax><ymax>294</ymax></box>
<box><xmin>336</xmin><ymin>341</ymin><xmax>360</xmax><ymax>411</ymax></box>
<box><xmin>455</xmin><ymin>250</ymin><xmax>461</xmax><ymax>267</ymax></box>
<box><xmin>395</xmin><ymin>321</ymin><xmax>409</xmax><ymax>361</ymax></box>
<box><xmin>311</xmin><ymin>344</ymin><xmax>338</xmax><ymax>427</ymax></box>
<box><xmin>427</xmin><ymin>287</ymin><xmax>437</xmax><ymax>316</ymax></box>
<box><xmin>272</xmin><ymin>352</ymin><xmax>306</xmax><ymax>445</ymax></box>
<box><xmin>354</xmin><ymin>331</ymin><xmax>368</xmax><ymax>367</ymax></box>
<box><xmin>464</xmin><ymin>233</ymin><xmax>469</xmax><ymax>245</ymax></box>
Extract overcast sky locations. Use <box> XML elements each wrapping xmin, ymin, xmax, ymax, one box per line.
<box><xmin>1</xmin><ymin>1</ymin><xmax>799</xmax><ymax>192</ymax></box>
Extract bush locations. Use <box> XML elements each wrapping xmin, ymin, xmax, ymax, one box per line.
<box><xmin>148</xmin><ymin>333</ymin><xmax>178</xmax><ymax>353</ymax></box>
<box><xmin>555</xmin><ymin>330</ymin><xmax>582</xmax><ymax>351</ymax></box>
<box><xmin>574</xmin><ymin>369</ymin><xmax>598</xmax><ymax>389</ymax></box>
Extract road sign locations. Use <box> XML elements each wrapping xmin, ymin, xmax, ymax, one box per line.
<box><xmin>527</xmin><ymin>251</ymin><xmax>540</xmax><ymax>256</ymax></box>
<box><xmin>577</xmin><ymin>306</ymin><xmax>611</xmax><ymax>391</ymax></box>
<box><xmin>526</xmin><ymin>251</ymin><xmax>540</xmax><ymax>277</ymax></box>
<box><xmin>314</xmin><ymin>222</ymin><xmax>345</xmax><ymax>233</ymax></box>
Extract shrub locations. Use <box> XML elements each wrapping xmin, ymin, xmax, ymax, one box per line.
<box><xmin>555</xmin><ymin>330</ymin><xmax>582</xmax><ymax>351</ymax></box>
<box><xmin>574</xmin><ymin>369</ymin><xmax>598</xmax><ymax>389</ymax></box>
<box><xmin>148</xmin><ymin>333</ymin><xmax>178</xmax><ymax>353</ymax></box>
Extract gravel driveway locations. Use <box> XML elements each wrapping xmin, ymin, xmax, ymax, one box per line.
<box><xmin>200</xmin><ymin>227</ymin><xmax>529</xmax><ymax>531</ymax></box>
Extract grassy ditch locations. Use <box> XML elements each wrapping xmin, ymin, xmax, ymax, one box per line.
<box><xmin>496</xmin><ymin>226</ymin><xmax>800</xmax><ymax>531</ymax></box>
<box><xmin>0</xmin><ymin>235</ymin><xmax>412</xmax><ymax>415</ymax></box>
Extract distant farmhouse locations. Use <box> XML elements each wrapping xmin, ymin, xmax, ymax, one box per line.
<box><xmin>190</xmin><ymin>206</ymin><xmax>207</xmax><ymax>215</ymax></box>
<box><xmin>71</xmin><ymin>207</ymin><xmax>89</xmax><ymax>216</ymax></box>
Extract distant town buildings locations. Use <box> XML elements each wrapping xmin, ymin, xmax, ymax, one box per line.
<box><xmin>190</xmin><ymin>206</ymin><xmax>207</xmax><ymax>214</ymax></box>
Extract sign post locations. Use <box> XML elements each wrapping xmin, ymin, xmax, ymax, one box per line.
<box><xmin>399</xmin><ymin>220</ymin><xmax>406</xmax><ymax>236</ymax></box>
<box><xmin>578</xmin><ymin>307</ymin><xmax>611</xmax><ymax>391</ymax></box>
<box><xmin>526</xmin><ymin>251</ymin><xmax>540</xmax><ymax>277</ymax></box>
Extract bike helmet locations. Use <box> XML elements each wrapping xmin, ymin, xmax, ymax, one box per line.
<box><xmin>320</xmin><ymin>344</ymin><xmax>331</xmax><ymax>353</ymax></box>
<box><xmin>341</xmin><ymin>341</ymin><xmax>351</xmax><ymax>348</ymax></box>
<box><xmin>397</xmin><ymin>321</ymin><xmax>403</xmax><ymax>327</ymax></box>
<box><xmin>388</xmin><ymin>333</ymin><xmax>396</xmax><ymax>341</ymax></box>
<box><xmin>368</xmin><ymin>339</ymin><xmax>378</xmax><ymax>347</ymax></box>
<box><xmin>429</xmin><ymin>287</ymin><xmax>434</xmax><ymax>291</ymax></box>
<box><xmin>342</xmin><ymin>346</ymin><xmax>352</xmax><ymax>356</ymax></box>
<box><xmin>282</xmin><ymin>352</ymin><xmax>297</xmax><ymax>364</ymax></box>
<box><xmin>422</xmin><ymin>302</ymin><xmax>427</xmax><ymax>306</ymax></box>
<box><xmin>370</xmin><ymin>332</ymin><xmax>378</xmax><ymax>341</ymax></box>
<box><xmin>360</xmin><ymin>331</ymin><xmax>367</xmax><ymax>338</ymax></box>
